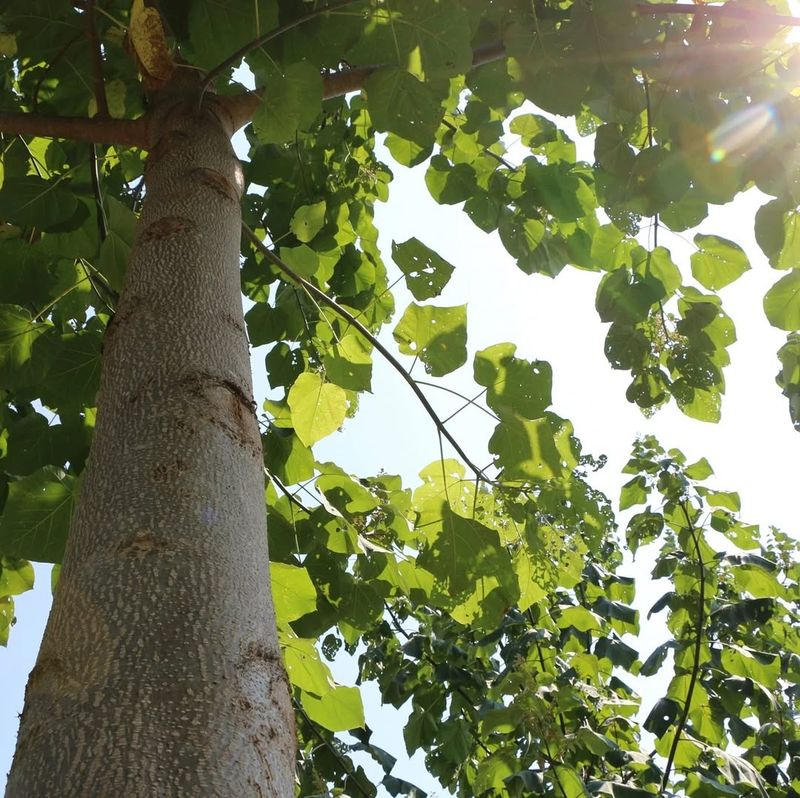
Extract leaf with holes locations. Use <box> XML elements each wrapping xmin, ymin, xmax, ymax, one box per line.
<box><xmin>392</xmin><ymin>238</ymin><xmax>454</xmax><ymax>300</ymax></box>
<box><xmin>393</xmin><ymin>302</ymin><xmax>467</xmax><ymax>377</ymax></box>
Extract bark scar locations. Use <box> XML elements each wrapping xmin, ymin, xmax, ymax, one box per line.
<box><xmin>180</xmin><ymin>371</ymin><xmax>260</xmax><ymax>455</ymax></box>
<box><xmin>191</xmin><ymin>167</ymin><xmax>241</xmax><ymax>203</ymax></box>
<box><xmin>118</xmin><ymin>528</ymin><xmax>171</xmax><ymax>558</ymax></box>
<box><xmin>140</xmin><ymin>215</ymin><xmax>198</xmax><ymax>243</ymax></box>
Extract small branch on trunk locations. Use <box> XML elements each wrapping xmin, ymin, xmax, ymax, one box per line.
<box><xmin>220</xmin><ymin>40</ymin><xmax>507</xmax><ymax>133</ymax></box>
<box><xmin>637</xmin><ymin>3</ymin><xmax>800</xmax><ymax>26</ymax></box>
<box><xmin>0</xmin><ymin>113</ymin><xmax>147</xmax><ymax>146</ymax></box>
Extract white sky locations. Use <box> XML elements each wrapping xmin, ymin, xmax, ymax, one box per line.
<box><xmin>2</xmin><ymin>114</ymin><xmax>799</xmax><ymax>792</ymax></box>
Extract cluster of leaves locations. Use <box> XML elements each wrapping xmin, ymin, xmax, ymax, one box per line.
<box><xmin>1</xmin><ymin>0</ymin><xmax>800</xmax><ymax>796</ymax></box>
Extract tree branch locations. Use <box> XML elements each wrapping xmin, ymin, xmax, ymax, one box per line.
<box><xmin>637</xmin><ymin>3</ymin><xmax>800</xmax><ymax>26</ymax></box>
<box><xmin>221</xmin><ymin>40</ymin><xmax>507</xmax><ymax>133</ymax></box>
<box><xmin>242</xmin><ymin>223</ymin><xmax>493</xmax><ymax>485</ymax></box>
<box><xmin>0</xmin><ymin>113</ymin><xmax>147</xmax><ymax>146</ymax></box>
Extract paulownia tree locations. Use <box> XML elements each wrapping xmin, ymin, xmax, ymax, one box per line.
<box><xmin>0</xmin><ymin>0</ymin><xmax>799</xmax><ymax>796</ymax></box>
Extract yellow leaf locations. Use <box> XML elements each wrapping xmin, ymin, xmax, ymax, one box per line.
<box><xmin>129</xmin><ymin>0</ymin><xmax>173</xmax><ymax>83</ymax></box>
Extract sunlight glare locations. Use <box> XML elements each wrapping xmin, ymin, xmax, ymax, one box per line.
<box><xmin>708</xmin><ymin>102</ymin><xmax>778</xmax><ymax>162</ymax></box>
<box><xmin>790</xmin><ymin>0</ymin><xmax>800</xmax><ymax>43</ymax></box>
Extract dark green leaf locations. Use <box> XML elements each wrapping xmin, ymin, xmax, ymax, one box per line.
<box><xmin>0</xmin><ymin>467</ymin><xmax>77</xmax><ymax>563</ymax></box>
<box><xmin>391</xmin><ymin>238</ymin><xmax>455</xmax><ymax>301</ymax></box>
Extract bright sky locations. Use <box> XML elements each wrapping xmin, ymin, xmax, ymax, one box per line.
<box><xmin>2</xmin><ymin>114</ymin><xmax>799</xmax><ymax>792</ymax></box>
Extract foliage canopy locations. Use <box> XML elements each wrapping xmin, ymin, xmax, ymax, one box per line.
<box><xmin>1</xmin><ymin>0</ymin><xmax>799</xmax><ymax>796</ymax></box>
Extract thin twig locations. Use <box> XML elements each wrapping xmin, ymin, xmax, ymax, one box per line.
<box><xmin>242</xmin><ymin>223</ymin><xmax>492</xmax><ymax>484</ymax></box>
<box><xmin>293</xmin><ymin>698</ymin><xmax>374</xmax><ymax>797</ymax></box>
<box><xmin>660</xmin><ymin>500</ymin><xmax>706</xmax><ymax>794</ymax></box>
<box><xmin>200</xmin><ymin>0</ymin><xmax>364</xmax><ymax>95</ymax></box>
<box><xmin>267</xmin><ymin>470</ymin><xmax>313</xmax><ymax>516</ymax></box>
<box><xmin>90</xmin><ymin>143</ymin><xmax>109</xmax><ymax>241</ymax></box>
<box><xmin>415</xmin><ymin>380</ymin><xmax>497</xmax><ymax>423</ymax></box>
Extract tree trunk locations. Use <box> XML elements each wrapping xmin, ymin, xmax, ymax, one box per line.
<box><xmin>5</xmin><ymin>86</ymin><xmax>294</xmax><ymax>797</ymax></box>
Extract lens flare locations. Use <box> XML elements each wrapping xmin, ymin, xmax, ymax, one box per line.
<box><xmin>708</xmin><ymin>102</ymin><xmax>778</xmax><ymax>163</ymax></box>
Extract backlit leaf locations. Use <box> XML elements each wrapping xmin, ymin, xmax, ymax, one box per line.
<box><xmin>287</xmin><ymin>372</ymin><xmax>347</xmax><ymax>446</ymax></box>
<box><xmin>691</xmin><ymin>234</ymin><xmax>750</xmax><ymax>290</ymax></box>
<box><xmin>393</xmin><ymin>303</ymin><xmax>467</xmax><ymax>377</ymax></box>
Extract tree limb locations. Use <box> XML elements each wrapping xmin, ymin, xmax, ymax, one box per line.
<box><xmin>0</xmin><ymin>38</ymin><xmax>507</xmax><ymax>146</ymax></box>
<box><xmin>0</xmin><ymin>113</ymin><xmax>147</xmax><ymax>146</ymax></box>
<box><xmin>221</xmin><ymin>40</ymin><xmax>507</xmax><ymax>133</ymax></box>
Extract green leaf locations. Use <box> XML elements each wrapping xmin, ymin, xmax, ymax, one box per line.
<box><xmin>385</xmin><ymin>133</ymin><xmax>431</xmax><ymax>167</ymax></box>
<box><xmin>282</xmin><ymin>634</ymin><xmax>333</xmax><ymax>695</ymax></box>
<box><xmin>391</xmin><ymin>238</ymin><xmax>455</xmax><ymax>300</ymax></box>
<box><xmin>550</xmin><ymin>766</ymin><xmax>590</xmax><ymax>798</ymax></box>
<box><xmin>287</xmin><ymin>372</ymin><xmax>347</xmax><ymax>447</ymax></box>
<box><xmin>720</xmin><ymin>644</ymin><xmax>780</xmax><ymax>689</ymax></box>
<box><xmin>0</xmin><ymin>176</ymin><xmax>82</xmax><ymax>232</ymax></box>
<box><xmin>290</xmin><ymin>201</ymin><xmax>326</xmax><ymax>243</ymax></box>
<box><xmin>393</xmin><ymin>302</ymin><xmax>467</xmax><ymax>377</ymax></box>
<box><xmin>364</xmin><ymin>67</ymin><xmax>444</xmax><ymax>148</ymax></box>
<box><xmin>685</xmin><ymin>457</ymin><xmax>713</xmax><ymax>480</ymax></box>
<box><xmin>97</xmin><ymin>196</ymin><xmax>137</xmax><ymax>292</ymax></box>
<box><xmin>644</xmin><ymin>696</ymin><xmax>681</xmax><ymax>737</ymax></box>
<box><xmin>322</xmin><ymin>333</ymin><xmax>373</xmax><ymax>392</ymax></box>
<box><xmin>417</xmin><ymin>508</ymin><xmax>503</xmax><ymax>598</ymax></box>
<box><xmin>252</xmin><ymin>61</ymin><xmax>323</xmax><ymax>144</ymax></box>
<box><xmin>271</xmin><ymin>562</ymin><xmax>317</xmax><ymax>625</ymax></box>
<box><xmin>301</xmin><ymin>684</ymin><xmax>365</xmax><ymax>732</ymax></box>
<box><xmin>188</xmin><ymin>0</ymin><xmax>278</xmax><ymax>69</ymax></box>
<box><xmin>0</xmin><ymin>467</ymin><xmax>77</xmax><ymax>563</ymax></box>
<box><xmin>0</xmin><ymin>306</ymin><xmax>49</xmax><ymax>390</ymax></box>
<box><xmin>691</xmin><ymin>234</ymin><xmax>750</xmax><ymax>290</ymax></box>
<box><xmin>1</xmin><ymin>413</ymin><xmax>81</xmax><ymax>476</ymax></box>
<box><xmin>0</xmin><ymin>557</ymin><xmax>34</xmax><ymax>598</ymax></box>
<box><xmin>0</xmin><ymin>596</ymin><xmax>13</xmax><ymax>646</ymax></box>
<box><xmin>346</xmin><ymin>0</ymin><xmax>472</xmax><ymax>80</ymax></box>
<box><xmin>473</xmin><ymin>343</ymin><xmax>552</xmax><ymax>419</ymax></box>
<box><xmin>640</xmin><ymin>641</ymin><xmax>674</xmax><ymax>676</ymax></box>
<box><xmin>764</xmin><ymin>270</ymin><xmax>800</xmax><ymax>330</ymax></box>
<box><xmin>489</xmin><ymin>413</ymin><xmax>578</xmax><ymax>481</ymax></box>
<box><xmin>558</xmin><ymin>605</ymin><xmax>602</xmax><ymax>632</ymax></box>
<box><xmin>619</xmin><ymin>476</ymin><xmax>648</xmax><ymax>510</ymax></box>
<box><xmin>35</xmin><ymin>329</ymin><xmax>103</xmax><ymax>409</ymax></box>
<box><xmin>473</xmin><ymin>750</ymin><xmax>518</xmax><ymax>796</ymax></box>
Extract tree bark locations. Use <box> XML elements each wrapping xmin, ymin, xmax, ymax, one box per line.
<box><xmin>5</xmin><ymin>84</ymin><xmax>294</xmax><ymax>797</ymax></box>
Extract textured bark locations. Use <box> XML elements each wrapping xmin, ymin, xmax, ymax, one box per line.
<box><xmin>6</xmin><ymin>85</ymin><xmax>294</xmax><ymax>797</ymax></box>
